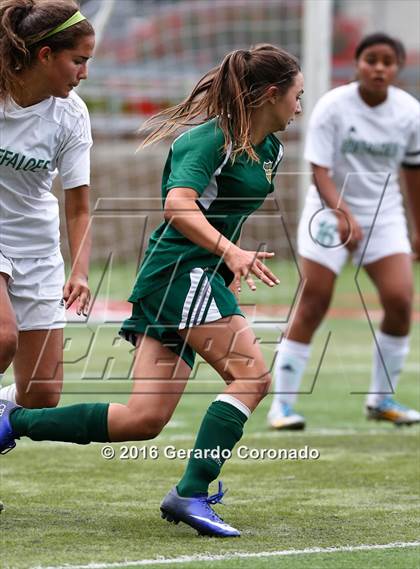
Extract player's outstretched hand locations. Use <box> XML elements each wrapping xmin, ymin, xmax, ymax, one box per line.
<box><xmin>63</xmin><ymin>274</ymin><xmax>91</xmax><ymax>316</ymax></box>
<box><xmin>224</xmin><ymin>246</ymin><xmax>280</xmax><ymax>292</ymax></box>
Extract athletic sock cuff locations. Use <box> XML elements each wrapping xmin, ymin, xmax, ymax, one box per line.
<box><xmin>376</xmin><ymin>330</ymin><xmax>409</xmax><ymax>349</ymax></box>
<box><xmin>280</xmin><ymin>338</ymin><xmax>311</xmax><ymax>358</ymax></box>
<box><xmin>215</xmin><ymin>394</ymin><xmax>251</xmax><ymax>419</ymax></box>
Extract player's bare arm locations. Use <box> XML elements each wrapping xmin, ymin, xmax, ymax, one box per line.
<box><xmin>311</xmin><ymin>163</ymin><xmax>363</xmax><ymax>251</ymax></box>
<box><xmin>63</xmin><ymin>185</ymin><xmax>92</xmax><ymax>314</ymax></box>
<box><xmin>164</xmin><ymin>187</ymin><xmax>279</xmax><ymax>290</ymax></box>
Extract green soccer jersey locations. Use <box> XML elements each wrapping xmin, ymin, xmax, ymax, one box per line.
<box><xmin>129</xmin><ymin>118</ymin><xmax>284</xmax><ymax>301</ymax></box>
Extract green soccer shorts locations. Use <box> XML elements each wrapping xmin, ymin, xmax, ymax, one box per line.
<box><xmin>120</xmin><ymin>267</ymin><xmax>244</xmax><ymax>368</ymax></box>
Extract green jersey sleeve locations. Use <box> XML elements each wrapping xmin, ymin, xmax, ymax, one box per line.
<box><xmin>164</xmin><ymin>119</ymin><xmax>229</xmax><ymax>196</ymax></box>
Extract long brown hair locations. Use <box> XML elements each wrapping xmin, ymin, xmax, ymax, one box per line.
<box><xmin>0</xmin><ymin>0</ymin><xmax>94</xmax><ymax>101</ymax></box>
<box><xmin>141</xmin><ymin>44</ymin><xmax>300</xmax><ymax>161</ymax></box>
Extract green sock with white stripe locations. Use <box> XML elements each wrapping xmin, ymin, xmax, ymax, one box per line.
<box><xmin>177</xmin><ymin>395</ymin><xmax>250</xmax><ymax>497</ymax></box>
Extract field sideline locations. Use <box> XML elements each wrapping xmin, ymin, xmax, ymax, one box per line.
<box><xmin>1</xmin><ymin>262</ymin><xmax>419</xmax><ymax>568</ymax></box>
<box><xmin>22</xmin><ymin>541</ymin><xmax>420</xmax><ymax>568</ymax></box>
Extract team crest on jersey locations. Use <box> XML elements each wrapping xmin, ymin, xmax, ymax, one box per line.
<box><xmin>263</xmin><ymin>161</ymin><xmax>273</xmax><ymax>183</ymax></box>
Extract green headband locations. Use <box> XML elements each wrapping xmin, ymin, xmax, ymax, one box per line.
<box><xmin>26</xmin><ymin>11</ymin><xmax>87</xmax><ymax>47</ymax></box>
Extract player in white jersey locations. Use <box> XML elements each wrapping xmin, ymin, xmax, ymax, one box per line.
<box><xmin>0</xmin><ymin>1</ymin><xmax>95</xmax><ymax>407</ymax></box>
<box><xmin>268</xmin><ymin>33</ymin><xmax>420</xmax><ymax>429</ymax></box>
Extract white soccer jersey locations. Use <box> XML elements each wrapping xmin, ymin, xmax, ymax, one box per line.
<box><xmin>0</xmin><ymin>91</ymin><xmax>92</xmax><ymax>258</ymax></box>
<box><xmin>304</xmin><ymin>82</ymin><xmax>420</xmax><ymax>221</ymax></box>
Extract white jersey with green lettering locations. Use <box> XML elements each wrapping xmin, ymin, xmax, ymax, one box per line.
<box><xmin>304</xmin><ymin>82</ymin><xmax>420</xmax><ymax>221</ymax></box>
<box><xmin>0</xmin><ymin>91</ymin><xmax>92</xmax><ymax>258</ymax></box>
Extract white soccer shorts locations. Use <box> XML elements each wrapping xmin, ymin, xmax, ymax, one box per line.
<box><xmin>0</xmin><ymin>250</ymin><xmax>66</xmax><ymax>330</ymax></box>
<box><xmin>297</xmin><ymin>203</ymin><xmax>412</xmax><ymax>274</ymax></box>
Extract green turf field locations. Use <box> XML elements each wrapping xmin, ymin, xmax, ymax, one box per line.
<box><xmin>1</xmin><ymin>262</ymin><xmax>419</xmax><ymax>569</ymax></box>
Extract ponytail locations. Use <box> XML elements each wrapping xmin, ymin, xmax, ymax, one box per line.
<box><xmin>141</xmin><ymin>44</ymin><xmax>300</xmax><ymax>161</ymax></box>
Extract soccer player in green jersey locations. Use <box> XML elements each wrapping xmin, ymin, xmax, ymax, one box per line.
<box><xmin>0</xmin><ymin>44</ymin><xmax>303</xmax><ymax>537</ymax></box>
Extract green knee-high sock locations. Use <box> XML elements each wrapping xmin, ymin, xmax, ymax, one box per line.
<box><xmin>177</xmin><ymin>400</ymin><xmax>248</xmax><ymax>497</ymax></box>
<box><xmin>10</xmin><ymin>403</ymin><xmax>110</xmax><ymax>444</ymax></box>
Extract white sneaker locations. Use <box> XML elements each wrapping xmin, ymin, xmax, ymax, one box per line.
<box><xmin>267</xmin><ymin>401</ymin><xmax>306</xmax><ymax>430</ymax></box>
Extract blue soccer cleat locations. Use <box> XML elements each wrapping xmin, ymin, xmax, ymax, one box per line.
<box><xmin>366</xmin><ymin>397</ymin><xmax>420</xmax><ymax>426</ymax></box>
<box><xmin>267</xmin><ymin>400</ymin><xmax>306</xmax><ymax>430</ymax></box>
<box><xmin>0</xmin><ymin>399</ymin><xmax>19</xmax><ymax>454</ymax></box>
<box><xmin>160</xmin><ymin>481</ymin><xmax>240</xmax><ymax>537</ymax></box>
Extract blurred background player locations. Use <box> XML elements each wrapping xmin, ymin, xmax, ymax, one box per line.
<box><xmin>0</xmin><ymin>0</ymin><xmax>94</xmax><ymax>407</ymax></box>
<box><xmin>268</xmin><ymin>33</ymin><xmax>420</xmax><ymax>430</ymax></box>
<box><xmin>0</xmin><ymin>44</ymin><xmax>303</xmax><ymax>537</ymax></box>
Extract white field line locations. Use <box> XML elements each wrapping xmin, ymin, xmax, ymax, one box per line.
<box><xmin>31</xmin><ymin>541</ymin><xmax>420</xmax><ymax>569</ymax></box>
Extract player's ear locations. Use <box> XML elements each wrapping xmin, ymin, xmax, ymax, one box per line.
<box><xmin>37</xmin><ymin>46</ymin><xmax>53</xmax><ymax>66</ymax></box>
<box><xmin>266</xmin><ymin>85</ymin><xmax>279</xmax><ymax>105</ymax></box>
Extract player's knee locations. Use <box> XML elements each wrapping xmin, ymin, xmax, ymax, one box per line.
<box><xmin>0</xmin><ymin>329</ymin><xmax>18</xmax><ymax>369</ymax></box>
<box><xmin>382</xmin><ymin>291</ymin><xmax>412</xmax><ymax>324</ymax></box>
<box><xmin>297</xmin><ymin>293</ymin><xmax>330</xmax><ymax>328</ymax></box>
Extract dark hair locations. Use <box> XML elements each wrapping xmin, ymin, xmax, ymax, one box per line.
<box><xmin>0</xmin><ymin>0</ymin><xmax>94</xmax><ymax>101</ymax></box>
<box><xmin>141</xmin><ymin>44</ymin><xmax>301</xmax><ymax>162</ymax></box>
<box><xmin>355</xmin><ymin>33</ymin><xmax>406</xmax><ymax>67</ymax></box>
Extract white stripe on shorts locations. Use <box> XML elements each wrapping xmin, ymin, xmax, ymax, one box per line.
<box><xmin>205</xmin><ymin>297</ymin><xmax>222</xmax><ymax>324</ymax></box>
<box><xmin>179</xmin><ymin>268</ymin><xmax>222</xmax><ymax>330</ymax></box>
